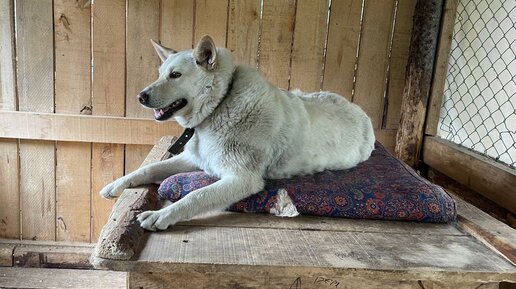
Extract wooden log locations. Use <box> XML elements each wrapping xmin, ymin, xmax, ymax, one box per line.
<box><xmin>425</xmin><ymin>0</ymin><xmax>459</xmax><ymax>135</ymax></box>
<box><xmin>92</xmin><ymin>136</ymin><xmax>176</xmax><ymax>263</ymax></box>
<box><xmin>395</xmin><ymin>0</ymin><xmax>443</xmax><ymax>167</ymax></box>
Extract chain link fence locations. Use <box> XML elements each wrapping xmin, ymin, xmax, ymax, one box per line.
<box><xmin>438</xmin><ymin>0</ymin><xmax>515</xmax><ymax>169</ymax></box>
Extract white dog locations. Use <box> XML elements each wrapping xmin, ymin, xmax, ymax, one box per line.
<box><xmin>100</xmin><ymin>35</ymin><xmax>375</xmax><ymax>231</ymax></box>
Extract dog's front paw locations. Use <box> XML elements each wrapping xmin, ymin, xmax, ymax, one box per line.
<box><xmin>137</xmin><ymin>210</ymin><xmax>175</xmax><ymax>231</ymax></box>
<box><xmin>99</xmin><ymin>179</ymin><xmax>128</xmax><ymax>199</ymax></box>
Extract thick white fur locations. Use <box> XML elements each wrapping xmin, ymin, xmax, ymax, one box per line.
<box><xmin>100</xmin><ymin>36</ymin><xmax>375</xmax><ymax>231</ymax></box>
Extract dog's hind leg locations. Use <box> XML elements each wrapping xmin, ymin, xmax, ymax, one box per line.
<box><xmin>137</xmin><ymin>174</ymin><xmax>264</xmax><ymax>231</ymax></box>
<box><xmin>99</xmin><ymin>152</ymin><xmax>199</xmax><ymax>199</ymax></box>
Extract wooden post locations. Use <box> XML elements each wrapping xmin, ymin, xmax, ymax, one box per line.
<box><xmin>395</xmin><ymin>0</ymin><xmax>443</xmax><ymax>167</ymax></box>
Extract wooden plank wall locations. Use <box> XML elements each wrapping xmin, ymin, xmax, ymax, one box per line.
<box><xmin>0</xmin><ymin>0</ymin><xmax>415</xmax><ymax>242</ymax></box>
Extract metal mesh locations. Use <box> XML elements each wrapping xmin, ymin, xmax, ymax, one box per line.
<box><xmin>438</xmin><ymin>0</ymin><xmax>515</xmax><ymax>169</ymax></box>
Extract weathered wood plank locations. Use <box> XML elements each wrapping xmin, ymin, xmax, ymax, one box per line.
<box><xmin>161</xmin><ymin>0</ymin><xmax>194</xmax><ymax>50</ymax></box>
<box><xmin>16</xmin><ymin>0</ymin><xmax>55</xmax><ymax>241</ymax></box>
<box><xmin>456</xmin><ymin>197</ymin><xmax>516</xmax><ymax>265</ymax></box>
<box><xmin>125</xmin><ymin>0</ymin><xmax>161</xmax><ymax>176</ymax></box>
<box><xmin>125</xmin><ymin>145</ymin><xmax>154</xmax><ymax>174</ymax></box>
<box><xmin>54</xmin><ymin>0</ymin><xmax>92</xmax><ymax>242</ymax></box>
<box><xmin>0</xmin><ymin>0</ymin><xmax>18</xmax><ymax>239</ymax></box>
<box><xmin>0</xmin><ymin>1</ymin><xmax>16</xmax><ymax>222</ymax></box>
<box><xmin>425</xmin><ymin>0</ymin><xmax>459</xmax><ymax>135</ymax></box>
<box><xmin>129</xmin><ymin>272</ymin><xmax>501</xmax><ymax>289</ymax></box>
<box><xmin>395</xmin><ymin>0</ymin><xmax>443</xmax><ymax>167</ymax></box>
<box><xmin>259</xmin><ymin>0</ymin><xmax>296</xmax><ymax>89</ymax></box>
<box><xmin>179</xmin><ymin>211</ymin><xmax>463</xmax><ymax>236</ymax></box>
<box><xmin>227</xmin><ymin>0</ymin><xmax>261</xmax><ymax>67</ymax></box>
<box><xmin>101</xmin><ymin>226</ymin><xmax>515</xmax><ymax>283</ymax></box>
<box><xmin>91</xmin><ymin>0</ymin><xmax>126</xmax><ymax>241</ymax></box>
<box><xmin>194</xmin><ymin>0</ymin><xmax>229</xmax><ymax>47</ymax></box>
<box><xmin>423</xmin><ymin>136</ymin><xmax>516</xmax><ymax>214</ymax></box>
<box><xmin>0</xmin><ymin>0</ymin><xmax>16</xmax><ymax>111</ymax></box>
<box><xmin>0</xmin><ymin>111</ymin><xmax>393</xmax><ymax>151</ymax></box>
<box><xmin>353</xmin><ymin>0</ymin><xmax>396</xmax><ymax>129</ymax></box>
<box><xmin>92</xmin><ymin>137</ymin><xmax>176</xmax><ymax>262</ymax></box>
<box><xmin>126</xmin><ymin>0</ymin><xmax>160</xmax><ymax>120</ymax></box>
<box><xmin>0</xmin><ymin>111</ymin><xmax>183</xmax><ymax>145</ymax></box>
<box><xmin>385</xmin><ymin>0</ymin><xmax>417</xmax><ymax>129</ymax></box>
<box><xmin>0</xmin><ymin>138</ymin><xmax>18</xmax><ymax>239</ymax></box>
<box><xmin>374</xmin><ymin>128</ymin><xmax>397</xmax><ymax>153</ymax></box>
<box><xmin>0</xmin><ymin>267</ymin><xmax>126</xmax><ymax>289</ymax></box>
<box><xmin>13</xmin><ymin>242</ymin><xmax>93</xmax><ymax>269</ymax></box>
<box><xmin>55</xmin><ymin>141</ymin><xmax>92</xmax><ymax>242</ymax></box>
<box><xmin>289</xmin><ymin>0</ymin><xmax>329</xmax><ymax>91</ymax></box>
<box><xmin>0</xmin><ymin>243</ymin><xmax>14</xmax><ymax>266</ymax></box>
<box><xmin>322</xmin><ymin>0</ymin><xmax>362</xmax><ymax>100</ymax></box>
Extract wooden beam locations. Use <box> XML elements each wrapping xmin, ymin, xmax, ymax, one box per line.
<box><xmin>395</xmin><ymin>0</ymin><xmax>443</xmax><ymax>167</ymax></box>
<box><xmin>12</xmin><ymin>242</ymin><xmax>93</xmax><ymax>269</ymax></box>
<box><xmin>0</xmin><ymin>111</ymin><xmax>182</xmax><ymax>145</ymax></box>
<box><xmin>0</xmin><ymin>243</ymin><xmax>14</xmax><ymax>266</ymax></box>
<box><xmin>0</xmin><ymin>111</ymin><xmax>396</xmax><ymax>149</ymax></box>
<box><xmin>425</xmin><ymin>0</ymin><xmax>459</xmax><ymax>135</ymax></box>
<box><xmin>0</xmin><ymin>239</ymin><xmax>96</xmax><ymax>268</ymax></box>
<box><xmin>92</xmin><ymin>136</ymin><xmax>176</xmax><ymax>262</ymax></box>
<box><xmin>449</xmin><ymin>192</ymin><xmax>516</xmax><ymax>265</ymax></box>
<box><xmin>0</xmin><ymin>267</ymin><xmax>126</xmax><ymax>289</ymax></box>
<box><xmin>423</xmin><ymin>136</ymin><xmax>516</xmax><ymax>214</ymax></box>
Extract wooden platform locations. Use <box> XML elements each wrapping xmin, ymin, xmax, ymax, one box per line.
<box><xmin>92</xmin><ymin>136</ymin><xmax>516</xmax><ymax>289</ymax></box>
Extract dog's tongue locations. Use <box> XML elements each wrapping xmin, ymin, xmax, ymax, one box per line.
<box><xmin>154</xmin><ymin>109</ymin><xmax>163</xmax><ymax>119</ymax></box>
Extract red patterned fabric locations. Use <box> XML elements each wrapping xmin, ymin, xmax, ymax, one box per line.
<box><xmin>158</xmin><ymin>142</ymin><xmax>456</xmax><ymax>223</ymax></box>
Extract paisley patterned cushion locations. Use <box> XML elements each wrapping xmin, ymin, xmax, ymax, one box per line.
<box><xmin>158</xmin><ymin>142</ymin><xmax>457</xmax><ymax>223</ymax></box>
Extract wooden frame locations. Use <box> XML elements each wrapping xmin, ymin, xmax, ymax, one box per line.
<box><xmin>89</xmin><ymin>136</ymin><xmax>515</xmax><ymax>289</ymax></box>
<box><xmin>419</xmin><ymin>0</ymin><xmax>516</xmax><ymax>214</ymax></box>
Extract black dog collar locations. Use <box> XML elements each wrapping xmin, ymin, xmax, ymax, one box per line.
<box><xmin>168</xmin><ymin>127</ymin><xmax>195</xmax><ymax>155</ymax></box>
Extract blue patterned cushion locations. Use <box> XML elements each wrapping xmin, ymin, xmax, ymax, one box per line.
<box><xmin>158</xmin><ymin>142</ymin><xmax>457</xmax><ymax>223</ymax></box>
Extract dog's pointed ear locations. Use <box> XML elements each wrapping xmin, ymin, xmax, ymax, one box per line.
<box><xmin>151</xmin><ymin>39</ymin><xmax>177</xmax><ymax>62</ymax></box>
<box><xmin>193</xmin><ymin>35</ymin><xmax>217</xmax><ymax>70</ymax></box>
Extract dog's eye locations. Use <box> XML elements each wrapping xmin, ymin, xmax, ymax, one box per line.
<box><xmin>169</xmin><ymin>71</ymin><xmax>182</xmax><ymax>79</ymax></box>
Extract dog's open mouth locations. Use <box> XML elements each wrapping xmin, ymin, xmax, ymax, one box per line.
<box><xmin>153</xmin><ymin>99</ymin><xmax>188</xmax><ymax>121</ymax></box>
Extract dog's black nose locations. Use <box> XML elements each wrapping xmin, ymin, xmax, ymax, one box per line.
<box><xmin>137</xmin><ymin>91</ymin><xmax>149</xmax><ymax>105</ymax></box>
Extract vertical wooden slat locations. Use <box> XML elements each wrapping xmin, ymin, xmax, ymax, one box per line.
<box><xmin>385</xmin><ymin>0</ymin><xmax>417</xmax><ymax>129</ymax></box>
<box><xmin>16</xmin><ymin>0</ymin><xmax>56</xmax><ymax>241</ymax></box>
<box><xmin>0</xmin><ymin>139</ymin><xmax>18</xmax><ymax>239</ymax></box>
<box><xmin>125</xmin><ymin>0</ymin><xmax>161</xmax><ymax>173</ymax></box>
<box><xmin>0</xmin><ymin>0</ymin><xmax>16</xmax><ymax>111</ymax></box>
<box><xmin>54</xmin><ymin>0</ymin><xmax>92</xmax><ymax>242</ymax></box>
<box><xmin>289</xmin><ymin>0</ymin><xmax>329</xmax><ymax>91</ymax></box>
<box><xmin>194</xmin><ymin>0</ymin><xmax>229</xmax><ymax>46</ymax></box>
<box><xmin>322</xmin><ymin>0</ymin><xmax>362</xmax><ymax>100</ymax></box>
<box><xmin>259</xmin><ymin>0</ymin><xmax>296</xmax><ymax>89</ymax></box>
<box><xmin>353</xmin><ymin>0</ymin><xmax>396</xmax><ymax>129</ymax></box>
<box><xmin>161</xmin><ymin>0</ymin><xmax>195</xmax><ymax>50</ymax></box>
<box><xmin>91</xmin><ymin>0</ymin><xmax>126</xmax><ymax>241</ymax></box>
<box><xmin>227</xmin><ymin>0</ymin><xmax>261</xmax><ymax>67</ymax></box>
<box><xmin>0</xmin><ymin>0</ymin><xmax>19</xmax><ymax>239</ymax></box>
